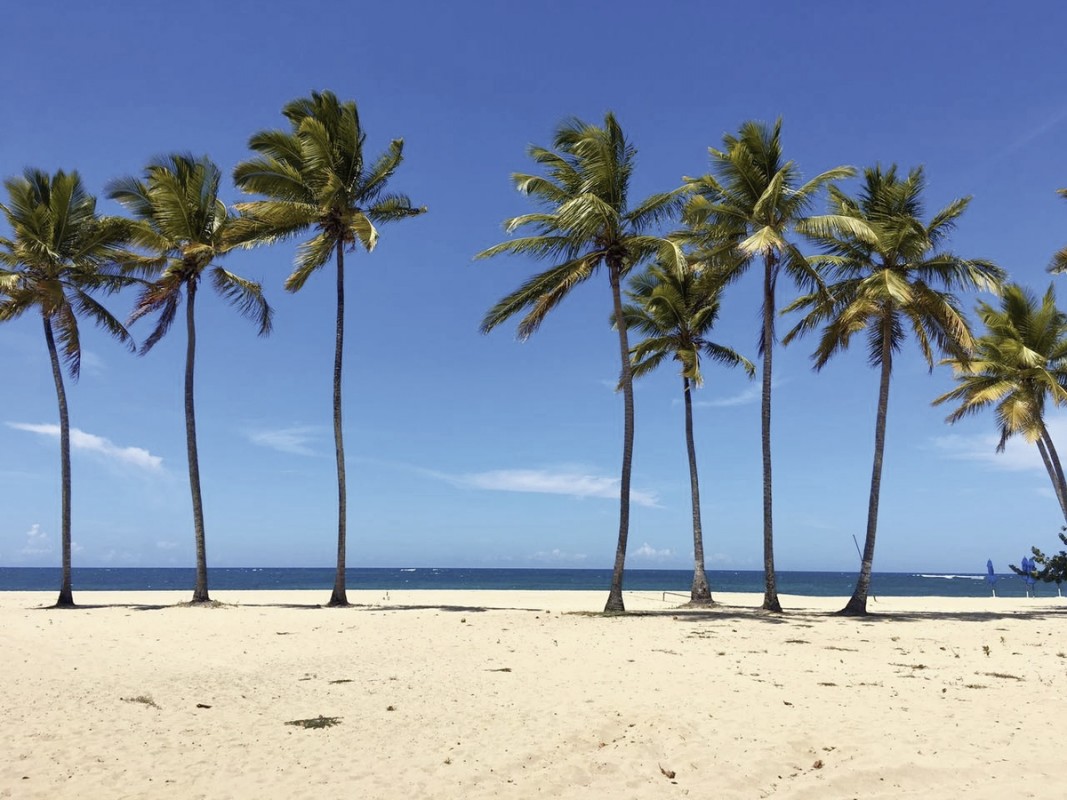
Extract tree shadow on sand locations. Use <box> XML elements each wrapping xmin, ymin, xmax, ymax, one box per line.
<box><xmin>625</xmin><ymin>603</ymin><xmax>1067</xmax><ymax>625</ymax></box>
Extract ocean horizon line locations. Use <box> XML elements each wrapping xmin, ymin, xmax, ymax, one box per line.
<box><xmin>1</xmin><ymin>566</ymin><xmax>1044</xmax><ymax>598</ymax></box>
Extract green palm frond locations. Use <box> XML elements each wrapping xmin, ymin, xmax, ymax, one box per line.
<box><xmin>476</xmin><ymin>235</ymin><xmax>582</xmax><ymax>262</ymax></box>
<box><xmin>480</xmin><ymin>254</ymin><xmax>598</xmax><ymax>338</ymax></box>
<box><xmin>211</xmin><ymin>267</ymin><xmax>273</xmax><ymax>335</ymax></box>
<box><xmin>368</xmin><ymin>193</ymin><xmax>426</xmax><ymax>224</ymax></box>
<box><xmin>228</xmin><ymin>200</ymin><xmax>319</xmax><ymax>248</ymax></box>
<box><xmin>71</xmin><ymin>288</ymin><xmax>134</xmax><ymax>353</ymax></box>
<box><xmin>287</xmin><ymin>233</ymin><xmax>335</xmax><ymax>292</ymax></box>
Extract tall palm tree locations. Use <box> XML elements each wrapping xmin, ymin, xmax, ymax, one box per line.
<box><xmin>0</xmin><ymin>169</ymin><xmax>135</xmax><ymax>608</ymax></box>
<box><xmin>786</xmin><ymin>165</ymin><xmax>1004</xmax><ymax>615</ymax></box>
<box><xmin>934</xmin><ymin>283</ymin><xmax>1067</xmax><ymax>519</ymax></box>
<box><xmin>232</xmin><ymin>91</ymin><xmax>425</xmax><ymax>607</ymax></box>
<box><xmin>620</xmin><ymin>261</ymin><xmax>753</xmax><ymax>604</ymax></box>
<box><xmin>107</xmin><ymin>154</ymin><xmax>273</xmax><ymax>604</ymax></box>
<box><xmin>684</xmin><ymin>119</ymin><xmax>858</xmax><ymax>611</ymax></box>
<box><xmin>478</xmin><ymin>113</ymin><xmax>684</xmax><ymax>614</ymax></box>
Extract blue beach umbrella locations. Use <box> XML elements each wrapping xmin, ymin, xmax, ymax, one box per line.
<box><xmin>985</xmin><ymin>559</ymin><xmax>998</xmax><ymax>597</ymax></box>
<box><xmin>1021</xmin><ymin>556</ymin><xmax>1038</xmax><ymax>596</ymax></box>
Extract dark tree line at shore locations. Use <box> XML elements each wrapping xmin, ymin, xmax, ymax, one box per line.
<box><xmin>3</xmin><ymin>90</ymin><xmax>1066</xmax><ymax>614</ymax></box>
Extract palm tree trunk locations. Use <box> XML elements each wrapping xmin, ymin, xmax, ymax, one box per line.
<box><xmin>43</xmin><ymin>315</ymin><xmax>74</xmax><ymax>608</ymax></box>
<box><xmin>1039</xmin><ymin>423</ymin><xmax>1067</xmax><ymax>519</ymax></box>
<box><xmin>604</xmin><ymin>259</ymin><xmax>634</xmax><ymax>614</ymax></box>
<box><xmin>328</xmin><ymin>243</ymin><xmax>349</xmax><ymax>607</ymax></box>
<box><xmin>1036</xmin><ymin>435</ymin><xmax>1067</xmax><ymax>521</ymax></box>
<box><xmin>760</xmin><ymin>254</ymin><xmax>781</xmax><ymax>612</ymax></box>
<box><xmin>841</xmin><ymin>326</ymin><xmax>893</xmax><ymax>616</ymax></box>
<box><xmin>684</xmin><ymin>376</ymin><xmax>712</xmax><ymax>605</ymax></box>
<box><xmin>185</xmin><ymin>280</ymin><xmax>210</xmax><ymax>604</ymax></box>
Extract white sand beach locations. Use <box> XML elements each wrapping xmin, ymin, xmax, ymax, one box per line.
<box><xmin>2</xmin><ymin>590</ymin><xmax>1065</xmax><ymax>799</ymax></box>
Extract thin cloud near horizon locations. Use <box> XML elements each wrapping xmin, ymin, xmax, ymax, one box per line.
<box><xmin>694</xmin><ymin>377</ymin><xmax>784</xmax><ymax>409</ymax></box>
<box><xmin>931</xmin><ymin>414</ymin><xmax>1067</xmax><ymax>474</ymax></box>
<box><xmin>246</xmin><ymin>426</ymin><xmax>323</xmax><ymax>456</ymax></box>
<box><xmin>422</xmin><ymin>466</ymin><xmax>661</xmax><ymax>508</ymax></box>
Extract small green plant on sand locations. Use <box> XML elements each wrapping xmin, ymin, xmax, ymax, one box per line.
<box><xmin>286</xmin><ymin>715</ymin><xmax>341</xmax><ymax>729</ymax></box>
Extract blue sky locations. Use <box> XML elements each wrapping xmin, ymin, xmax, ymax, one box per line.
<box><xmin>2</xmin><ymin>1</ymin><xmax>1066</xmax><ymax>574</ymax></box>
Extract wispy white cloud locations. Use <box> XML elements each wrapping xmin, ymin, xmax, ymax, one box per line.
<box><xmin>156</xmin><ymin>540</ymin><xmax>178</xmax><ymax>550</ymax></box>
<box><xmin>931</xmin><ymin>432</ymin><xmax>1041</xmax><ymax>472</ymax></box>
<box><xmin>1000</xmin><ymin>105</ymin><xmax>1067</xmax><ymax>159</ymax></box>
<box><xmin>20</xmin><ymin>523</ymin><xmax>52</xmax><ymax>556</ymax></box>
<box><xmin>7</xmin><ymin>423</ymin><xmax>163</xmax><ymax>471</ymax></box>
<box><xmin>631</xmin><ymin>542</ymin><xmax>674</xmax><ymax>561</ymax></box>
<box><xmin>929</xmin><ymin>413</ymin><xmax>1067</xmax><ymax>473</ymax></box>
<box><xmin>427</xmin><ymin>467</ymin><xmax>660</xmax><ymax>508</ymax></box>
<box><xmin>246</xmin><ymin>426</ymin><xmax>321</xmax><ymax>456</ymax></box>
<box><xmin>696</xmin><ymin>377</ymin><xmax>780</xmax><ymax>409</ymax></box>
<box><xmin>529</xmin><ymin>548</ymin><xmax>588</xmax><ymax>563</ymax></box>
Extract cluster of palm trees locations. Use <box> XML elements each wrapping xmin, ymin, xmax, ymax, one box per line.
<box><xmin>0</xmin><ymin>91</ymin><xmax>424</xmax><ymax>608</ymax></box>
<box><xmin>478</xmin><ymin>113</ymin><xmax>1067</xmax><ymax>616</ymax></box>
<box><xmin>3</xmin><ymin>92</ymin><xmax>1066</xmax><ymax>615</ymax></box>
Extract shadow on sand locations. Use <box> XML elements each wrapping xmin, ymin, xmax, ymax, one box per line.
<box><xmin>609</xmin><ymin>602</ymin><xmax>1067</xmax><ymax>625</ymax></box>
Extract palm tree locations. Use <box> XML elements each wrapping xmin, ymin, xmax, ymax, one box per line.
<box><xmin>107</xmin><ymin>154</ymin><xmax>273</xmax><ymax>604</ymax></box>
<box><xmin>478</xmin><ymin>113</ymin><xmax>684</xmax><ymax>614</ymax></box>
<box><xmin>934</xmin><ymin>283</ymin><xmax>1067</xmax><ymax>519</ymax></box>
<box><xmin>232</xmin><ymin>91</ymin><xmax>425</xmax><ymax>607</ymax></box>
<box><xmin>620</xmin><ymin>261</ymin><xmax>754</xmax><ymax>604</ymax></box>
<box><xmin>684</xmin><ymin>119</ymin><xmax>857</xmax><ymax>611</ymax></box>
<box><xmin>786</xmin><ymin>165</ymin><xmax>1004</xmax><ymax>615</ymax></box>
<box><xmin>0</xmin><ymin>169</ymin><xmax>135</xmax><ymax>608</ymax></box>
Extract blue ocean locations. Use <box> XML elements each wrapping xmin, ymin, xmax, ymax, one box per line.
<box><xmin>0</xmin><ymin>567</ymin><xmax>1051</xmax><ymax>597</ymax></box>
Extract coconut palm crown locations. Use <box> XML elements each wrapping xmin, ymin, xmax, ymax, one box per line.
<box><xmin>934</xmin><ymin>283</ymin><xmax>1067</xmax><ymax>518</ymax></box>
<box><xmin>107</xmin><ymin>153</ymin><xmax>273</xmax><ymax>604</ymax></box>
<box><xmin>0</xmin><ymin>169</ymin><xmax>135</xmax><ymax>607</ymax></box>
<box><xmin>232</xmin><ymin>90</ymin><xmax>426</xmax><ymax>607</ymax></box>
<box><xmin>620</xmin><ymin>260</ymin><xmax>753</xmax><ymax>604</ymax></box>
<box><xmin>785</xmin><ymin>164</ymin><xmax>1005</xmax><ymax>614</ymax></box>
<box><xmin>478</xmin><ymin>112</ymin><xmax>685</xmax><ymax>613</ymax></box>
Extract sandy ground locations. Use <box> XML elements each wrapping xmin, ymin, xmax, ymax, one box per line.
<box><xmin>2</xmin><ymin>589</ymin><xmax>1065</xmax><ymax>799</ymax></box>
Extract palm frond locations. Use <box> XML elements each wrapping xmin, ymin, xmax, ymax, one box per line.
<box><xmin>211</xmin><ymin>267</ymin><xmax>273</xmax><ymax>335</ymax></box>
<box><xmin>480</xmin><ymin>254</ymin><xmax>598</xmax><ymax>337</ymax></box>
<box><xmin>287</xmin><ymin>233</ymin><xmax>335</xmax><ymax>292</ymax></box>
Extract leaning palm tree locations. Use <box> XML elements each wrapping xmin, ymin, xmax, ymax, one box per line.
<box><xmin>786</xmin><ymin>165</ymin><xmax>1004</xmax><ymax>615</ymax></box>
<box><xmin>934</xmin><ymin>283</ymin><xmax>1067</xmax><ymax>519</ymax></box>
<box><xmin>620</xmin><ymin>260</ymin><xmax>753</xmax><ymax>604</ymax></box>
<box><xmin>684</xmin><ymin>119</ymin><xmax>858</xmax><ymax>611</ymax></box>
<box><xmin>107</xmin><ymin>154</ymin><xmax>273</xmax><ymax>604</ymax></box>
<box><xmin>232</xmin><ymin>91</ymin><xmax>425</xmax><ymax>607</ymax></box>
<box><xmin>478</xmin><ymin>113</ymin><xmax>685</xmax><ymax>614</ymax></box>
<box><xmin>0</xmin><ymin>169</ymin><xmax>135</xmax><ymax>607</ymax></box>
